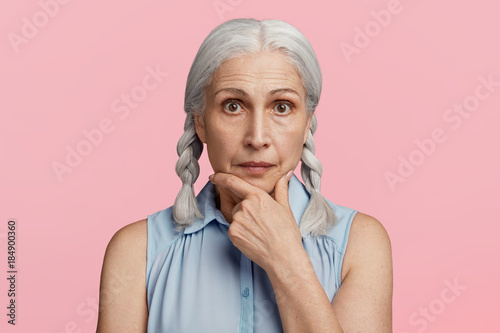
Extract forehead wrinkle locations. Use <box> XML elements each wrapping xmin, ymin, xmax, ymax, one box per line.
<box><xmin>215</xmin><ymin>72</ymin><xmax>297</xmax><ymax>84</ymax></box>
<box><xmin>209</xmin><ymin>55</ymin><xmax>306</xmax><ymax>99</ymax></box>
<box><xmin>217</xmin><ymin>69</ymin><xmax>298</xmax><ymax>78</ymax></box>
<box><xmin>213</xmin><ymin>74</ymin><xmax>304</xmax><ymax>95</ymax></box>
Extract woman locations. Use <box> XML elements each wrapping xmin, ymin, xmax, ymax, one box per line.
<box><xmin>97</xmin><ymin>18</ymin><xmax>393</xmax><ymax>332</ymax></box>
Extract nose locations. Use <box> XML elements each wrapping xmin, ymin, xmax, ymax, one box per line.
<box><xmin>243</xmin><ymin>110</ymin><xmax>271</xmax><ymax>150</ymax></box>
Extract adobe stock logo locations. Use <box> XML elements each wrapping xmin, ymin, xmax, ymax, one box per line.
<box><xmin>385</xmin><ymin>73</ymin><xmax>499</xmax><ymax>192</ymax></box>
<box><xmin>213</xmin><ymin>0</ymin><xmax>244</xmax><ymax>21</ymax></box>
<box><xmin>51</xmin><ymin>65</ymin><xmax>168</xmax><ymax>182</ymax></box>
<box><xmin>339</xmin><ymin>0</ymin><xmax>407</xmax><ymax>63</ymax></box>
<box><xmin>7</xmin><ymin>0</ymin><xmax>72</xmax><ymax>54</ymax></box>
<box><xmin>54</xmin><ymin>268</ymin><xmax>136</xmax><ymax>333</ymax></box>
<box><xmin>401</xmin><ymin>277</ymin><xmax>466</xmax><ymax>333</ymax></box>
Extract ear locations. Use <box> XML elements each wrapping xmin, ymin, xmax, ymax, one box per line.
<box><xmin>194</xmin><ymin>114</ymin><xmax>206</xmax><ymax>143</ymax></box>
<box><xmin>303</xmin><ymin>113</ymin><xmax>313</xmax><ymax>144</ymax></box>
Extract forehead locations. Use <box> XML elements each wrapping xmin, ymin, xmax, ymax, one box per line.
<box><xmin>209</xmin><ymin>51</ymin><xmax>305</xmax><ymax>95</ymax></box>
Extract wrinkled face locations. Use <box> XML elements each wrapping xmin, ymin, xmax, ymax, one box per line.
<box><xmin>195</xmin><ymin>51</ymin><xmax>312</xmax><ymax>194</ymax></box>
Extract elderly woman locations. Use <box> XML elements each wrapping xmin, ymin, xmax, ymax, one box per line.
<box><xmin>97</xmin><ymin>18</ymin><xmax>392</xmax><ymax>332</ymax></box>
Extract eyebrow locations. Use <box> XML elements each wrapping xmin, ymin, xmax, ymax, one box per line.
<box><xmin>213</xmin><ymin>87</ymin><xmax>301</xmax><ymax>97</ymax></box>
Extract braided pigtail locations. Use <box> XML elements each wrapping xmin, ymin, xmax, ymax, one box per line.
<box><xmin>172</xmin><ymin>115</ymin><xmax>204</xmax><ymax>232</ymax></box>
<box><xmin>299</xmin><ymin>114</ymin><xmax>338</xmax><ymax>237</ymax></box>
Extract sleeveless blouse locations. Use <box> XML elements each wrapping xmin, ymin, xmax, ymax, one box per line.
<box><xmin>146</xmin><ymin>174</ymin><xmax>358</xmax><ymax>332</ymax></box>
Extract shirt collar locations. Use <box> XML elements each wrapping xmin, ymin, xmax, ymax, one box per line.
<box><xmin>183</xmin><ymin>173</ymin><xmax>311</xmax><ymax>234</ymax></box>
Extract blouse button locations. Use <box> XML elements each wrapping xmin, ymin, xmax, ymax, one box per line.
<box><xmin>242</xmin><ymin>288</ymin><xmax>249</xmax><ymax>298</ymax></box>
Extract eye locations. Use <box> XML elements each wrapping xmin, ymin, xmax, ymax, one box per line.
<box><xmin>223</xmin><ymin>100</ymin><xmax>242</xmax><ymax>113</ymax></box>
<box><xmin>274</xmin><ymin>101</ymin><xmax>293</xmax><ymax>114</ymax></box>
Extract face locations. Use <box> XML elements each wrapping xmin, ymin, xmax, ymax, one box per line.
<box><xmin>195</xmin><ymin>51</ymin><xmax>312</xmax><ymax>194</ymax></box>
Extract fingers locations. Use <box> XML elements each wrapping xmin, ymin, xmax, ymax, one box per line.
<box><xmin>209</xmin><ymin>171</ymin><xmax>293</xmax><ymax>206</ymax></box>
<box><xmin>274</xmin><ymin>170</ymin><xmax>293</xmax><ymax>206</ymax></box>
<box><xmin>209</xmin><ymin>172</ymin><xmax>257</xmax><ymax>200</ymax></box>
<box><xmin>231</xmin><ymin>202</ymin><xmax>242</xmax><ymax>216</ymax></box>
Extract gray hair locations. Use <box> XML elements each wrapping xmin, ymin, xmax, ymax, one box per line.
<box><xmin>173</xmin><ymin>18</ymin><xmax>338</xmax><ymax>237</ymax></box>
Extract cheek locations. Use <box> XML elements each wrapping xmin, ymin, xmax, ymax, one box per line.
<box><xmin>206</xmin><ymin>124</ymin><xmax>238</xmax><ymax>148</ymax></box>
<box><xmin>276</xmin><ymin>132</ymin><xmax>305</xmax><ymax>164</ymax></box>
<box><xmin>205</xmin><ymin>126</ymin><xmax>240</xmax><ymax>166</ymax></box>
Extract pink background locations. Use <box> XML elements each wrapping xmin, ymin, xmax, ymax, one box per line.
<box><xmin>1</xmin><ymin>0</ymin><xmax>498</xmax><ymax>332</ymax></box>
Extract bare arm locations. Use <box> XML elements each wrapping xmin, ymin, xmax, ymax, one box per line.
<box><xmin>266</xmin><ymin>212</ymin><xmax>393</xmax><ymax>332</ymax></box>
<box><xmin>266</xmin><ymin>245</ymin><xmax>344</xmax><ymax>332</ymax></box>
<box><xmin>96</xmin><ymin>219</ymin><xmax>149</xmax><ymax>332</ymax></box>
<box><xmin>332</xmin><ymin>212</ymin><xmax>393</xmax><ymax>331</ymax></box>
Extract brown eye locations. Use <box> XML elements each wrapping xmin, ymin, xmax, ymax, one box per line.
<box><xmin>224</xmin><ymin>101</ymin><xmax>241</xmax><ymax>113</ymax></box>
<box><xmin>274</xmin><ymin>102</ymin><xmax>292</xmax><ymax>114</ymax></box>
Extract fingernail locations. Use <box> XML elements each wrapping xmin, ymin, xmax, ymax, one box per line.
<box><xmin>286</xmin><ymin>170</ymin><xmax>293</xmax><ymax>181</ymax></box>
<box><xmin>208</xmin><ymin>174</ymin><xmax>214</xmax><ymax>182</ymax></box>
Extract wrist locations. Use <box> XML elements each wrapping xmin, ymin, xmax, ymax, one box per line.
<box><xmin>266</xmin><ymin>245</ymin><xmax>313</xmax><ymax>287</ymax></box>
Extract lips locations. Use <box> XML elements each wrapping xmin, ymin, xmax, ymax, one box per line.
<box><xmin>239</xmin><ymin>161</ymin><xmax>274</xmax><ymax>167</ymax></box>
<box><xmin>238</xmin><ymin>161</ymin><xmax>274</xmax><ymax>175</ymax></box>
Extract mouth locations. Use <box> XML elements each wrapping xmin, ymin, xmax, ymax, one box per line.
<box><xmin>238</xmin><ymin>161</ymin><xmax>274</xmax><ymax>175</ymax></box>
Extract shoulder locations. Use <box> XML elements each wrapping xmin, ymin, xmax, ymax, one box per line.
<box><xmin>330</xmin><ymin>212</ymin><xmax>393</xmax><ymax>331</ymax></box>
<box><xmin>100</xmin><ymin>218</ymin><xmax>148</xmax><ymax>286</ymax></box>
<box><xmin>340</xmin><ymin>212</ymin><xmax>392</xmax><ymax>282</ymax></box>
<box><xmin>101</xmin><ymin>218</ymin><xmax>148</xmax><ymax>278</ymax></box>
<box><xmin>97</xmin><ymin>219</ymin><xmax>148</xmax><ymax>331</ymax></box>
<box><xmin>147</xmin><ymin>207</ymin><xmax>187</xmax><ymax>257</ymax></box>
<box><xmin>106</xmin><ymin>219</ymin><xmax>148</xmax><ymax>257</ymax></box>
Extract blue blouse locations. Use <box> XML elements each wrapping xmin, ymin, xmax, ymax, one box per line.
<box><xmin>146</xmin><ymin>174</ymin><xmax>358</xmax><ymax>332</ymax></box>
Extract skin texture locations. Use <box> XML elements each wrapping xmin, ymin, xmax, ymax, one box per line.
<box><xmin>96</xmin><ymin>51</ymin><xmax>393</xmax><ymax>332</ymax></box>
<box><xmin>96</xmin><ymin>219</ymin><xmax>148</xmax><ymax>332</ymax></box>
<box><xmin>195</xmin><ymin>50</ymin><xmax>312</xmax><ymax>222</ymax></box>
